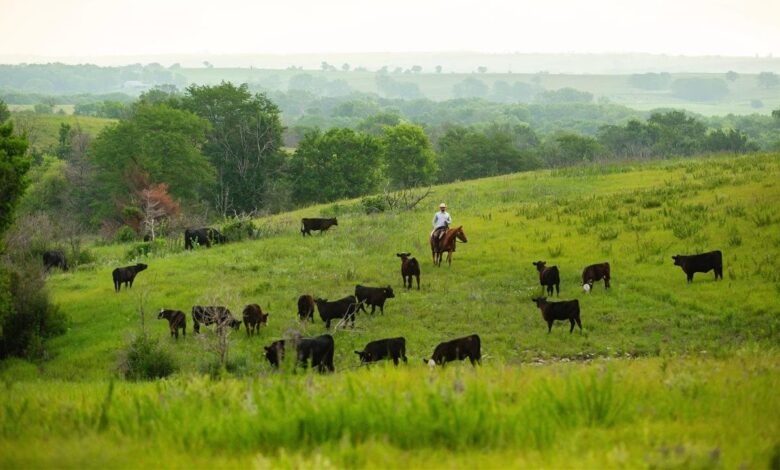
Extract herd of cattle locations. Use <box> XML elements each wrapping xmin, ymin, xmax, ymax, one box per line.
<box><xmin>40</xmin><ymin>216</ymin><xmax>726</xmax><ymax>372</ymax></box>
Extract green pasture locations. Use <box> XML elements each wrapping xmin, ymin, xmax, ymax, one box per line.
<box><xmin>1</xmin><ymin>153</ymin><xmax>779</xmax><ymax>467</ymax></box>
<box><xmin>9</xmin><ymin>111</ymin><xmax>115</xmax><ymax>150</ymax></box>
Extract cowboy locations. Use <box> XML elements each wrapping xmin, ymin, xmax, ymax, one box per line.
<box><xmin>431</xmin><ymin>203</ymin><xmax>452</xmax><ymax>246</ymax></box>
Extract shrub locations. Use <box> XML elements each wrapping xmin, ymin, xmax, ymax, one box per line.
<box><xmin>0</xmin><ymin>262</ymin><xmax>67</xmax><ymax>359</ymax></box>
<box><xmin>125</xmin><ymin>240</ymin><xmax>164</xmax><ymax>260</ymax></box>
<box><xmin>117</xmin><ymin>334</ymin><xmax>177</xmax><ymax>380</ymax></box>
<box><xmin>114</xmin><ymin>225</ymin><xmax>137</xmax><ymax>243</ymax></box>
<box><xmin>222</xmin><ymin>217</ymin><xmax>256</xmax><ymax>241</ymax></box>
<box><xmin>361</xmin><ymin>195</ymin><xmax>387</xmax><ymax>214</ymax></box>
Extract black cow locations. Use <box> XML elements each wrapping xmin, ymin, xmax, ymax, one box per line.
<box><xmin>397</xmin><ymin>252</ymin><xmax>420</xmax><ymax>290</ymax></box>
<box><xmin>191</xmin><ymin>306</ymin><xmax>241</xmax><ymax>334</ymax></box>
<box><xmin>533</xmin><ymin>261</ymin><xmax>560</xmax><ymax>296</ymax></box>
<box><xmin>531</xmin><ymin>297</ymin><xmax>582</xmax><ymax>333</ymax></box>
<box><xmin>355</xmin><ymin>337</ymin><xmax>407</xmax><ymax>365</ymax></box>
<box><xmin>264</xmin><ymin>339</ymin><xmax>286</xmax><ymax>368</ymax></box>
<box><xmin>263</xmin><ymin>335</ymin><xmax>335</xmax><ymax>373</ymax></box>
<box><xmin>297</xmin><ymin>294</ymin><xmax>315</xmax><ymax>321</ymax></box>
<box><xmin>43</xmin><ymin>250</ymin><xmax>68</xmax><ymax>272</ymax></box>
<box><xmin>184</xmin><ymin>228</ymin><xmax>226</xmax><ymax>250</ymax></box>
<box><xmin>297</xmin><ymin>334</ymin><xmax>336</xmax><ymax>373</ymax></box>
<box><xmin>158</xmin><ymin>309</ymin><xmax>186</xmax><ymax>339</ymax></box>
<box><xmin>242</xmin><ymin>304</ymin><xmax>268</xmax><ymax>336</ymax></box>
<box><xmin>354</xmin><ymin>285</ymin><xmax>395</xmax><ymax>315</ymax></box>
<box><xmin>112</xmin><ymin>263</ymin><xmax>148</xmax><ymax>292</ymax></box>
<box><xmin>582</xmin><ymin>262</ymin><xmax>611</xmax><ymax>292</ymax></box>
<box><xmin>301</xmin><ymin>218</ymin><xmax>338</xmax><ymax>236</ymax></box>
<box><xmin>424</xmin><ymin>334</ymin><xmax>481</xmax><ymax>366</ymax></box>
<box><xmin>672</xmin><ymin>250</ymin><xmax>723</xmax><ymax>283</ymax></box>
<box><xmin>314</xmin><ymin>296</ymin><xmax>359</xmax><ymax>329</ymax></box>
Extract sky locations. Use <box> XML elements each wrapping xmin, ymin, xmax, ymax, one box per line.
<box><xmin>1</xmin><ymin>0</ymin><xmax>779</xmax><ymax>60</ymax></box>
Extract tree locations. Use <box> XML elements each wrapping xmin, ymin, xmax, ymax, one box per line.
<box><xmin>356</xmin><ymin>112</ymin><xmax>402</xmax><ymax>136</ymax></box>
<box><xmin>411</xmin><ymin>65</ymin><xmax>422</xmax><ymax>73</ymax></box>
<box><xmin>672</xmin><ymin>78</ymin><xmax>729</xmax><ymax>101</ymax></box>
<box><xmin>647</xmin><ymin>111</ymin><xmax>706</xmax><ymax>156</ymax></box>
<box><xmin>0</xmin><ymin>99</ymin><xmax>10</xmax><ymax>123</ymax></box>
<box><xmin>477</xmin><ymin>66</ymin><xmax>487</xmax><ymax>74</ymax></box>
<box><xmin>757</xmin><ymin>72</ymin><xmax>780</xmax><ymax>89</ymax></box>
<box><xmin>181</xmin><ymin>83</ymin><xmax>285</xmax><ymax>214</ymax></box>
<box><xmin>452</xmin><ymin>78</ymin><xmax>488</xmax><ymax>98</ymax></box>
<box><xmin>290</xmin><ymin>128</ymin><xmax>383</xmax><ymax>204</ymax></box>
<box><xmin>435</xmin><ymin>65</ymin><xmax>442</xmax><ymax>74</ymax></box>
<box><xmin>0</xmin><ymin>120</ymin><xmax>30</xmax><ymax>239</ymax></box>
<box><xmin>704</xmin><ymin>129</ymin><xmax>758</xmax><ymax>154</ymax></box>
<box><xmin>535</xmin><ymin>88</ymin><xmax>593</xmax><ymax>104</ymax></box>
<box><xmin>725</xmin><ymin>71</ymin><xmax>739</xmax><ymax>82</ymax></box>
<box><xmin>437</xmin><ymin>125</ymin><xmax>540</xmax><ymax>182</ymax></box>
<box><xmin>90</xmin><ymin>103</ymin><xmax>213</xmax><ymax>222</ymax></box>
<box><xmin>139</xmin><ymin>183</ymin><xmax>180</xmax><ymax>240</ymax></box>
<box><xmin>342</xmin><ymin>63</ymin><xmax>350</xmax><ymax>72</ymax></box>
<box><xmin>540</xmin><ymin>133</ymin><xmax>604</xmax><ymax>167</ymax></box>
<box><xmin>383</xmin><ymin>123</ymin><xmax>438</xmax><ymax>188</ymax></box>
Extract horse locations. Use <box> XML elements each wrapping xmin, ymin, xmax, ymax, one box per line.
<box><xmin>431</xmin><ymin>226</ymin><xmax>468</xmax><ymax>267</ymax></box>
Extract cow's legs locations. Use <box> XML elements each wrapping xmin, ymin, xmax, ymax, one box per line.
<box><xmin>569</xmin><ymin>319</ymin><xmax>575</xmax><ymax>333</ymax></box>
<box><xmin>575</xmin><ymin>316</ymin><xmax>582</xmax><ymax>331</ymax></box>
<box><xmin>555</xmin><ymin>283</ymin><xmax>560</xmax><ymax>296</ymax></box>
<box><xmin>547</xmin><ymin>321</ymin><xmax>553</xmax><ymax>333</ymax></box>
<box><xmin>687</xmin><ymin>273</ymin><xmax>694</xmax><ymax>283</ymax></box>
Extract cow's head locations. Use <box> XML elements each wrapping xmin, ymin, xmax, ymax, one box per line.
<box><xmin>314</xmin><ymin>298</ymin><xmax>327</xmax><ymax>306</ymax></box>
<box><xmin>330</xmin><ymin>218</ymin><xmax>338</xmax><ymax>226</ymax></box>
<box><xmin>672</xmin><ymin>255</ymin><xmax>682</xmax><ymax>266</ymax></box>
<box><xmin>384</xmin><ymin>286</ymin><xmax>395</xmax><ymax>298</ymax></box>
<box><xmin>229</xmin><ymin>318</ymin><xmax>242</xmax><ymax>330</ymax></box>
<box><xmin>354</xmin><ymin>350</ymin><xmax>371</xmax><ymax>363</ymax></box>
<box><xmin>396</xmin><ymin>252</ymin><xmax>411</xmax><ymax>260</ymax></box>
<box><xmin>259</xmin><ymin>312</ymin><xmax>269</xmax><ymax>325</ymax></box>
<box><xmin>136</xmin><ymin>263</ymin><xmax>149</xmax><ymax>272</ymax></box>
<box><xmin>264</xmin><ymin>342</ymin><xmax>284</xmax><ymax>367</ymax></box>
<box><xmin>532</xmin><ymin>261</ymin><xmax>546</xmax><ymax>271</ymax></box>
<box><xmin>157</xmin><ymin>308</ymin><xmax>166</xmax><ymax>319</ymax></box>
<box><xmin>531</xmin><ymin>297</ymin><xmax>548</xmax><ymax>307</ymax></box>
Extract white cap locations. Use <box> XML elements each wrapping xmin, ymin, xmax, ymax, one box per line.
<box><xmin>439</xmin><ymin>203</ymin><xmax>446</xmax><ymax>208</ymax></box>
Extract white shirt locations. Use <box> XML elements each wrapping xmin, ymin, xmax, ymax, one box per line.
<box><xmin>432</xmin><ymin>211</ymin><xmax>452</xmax><ymax>229</ymax></box>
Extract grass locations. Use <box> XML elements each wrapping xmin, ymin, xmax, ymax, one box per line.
<box><xmin>2</xmin><ymin>152</ymin><xmax>780</xmax><ymax>466</ymax></box>
<box><xmin>9</xmin><ymin>112</ymin><xmax>115</xmax><ymax>151</ymax></box>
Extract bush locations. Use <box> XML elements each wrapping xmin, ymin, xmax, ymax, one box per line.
<box><xmin>361</xmin><ymin>195</ymin><xmax>387</xmax><ymax>214</ymax></box>
<box><xmin>671</xmin><ymin>78</ymin><xmax>729</xmax><ymax>102</ymax></box>
<box><xmin>117</xmin><ymin>334</ymin><xmax>177</xmax><ymax>380</ymax></box>
<box><xmin>0</xmin><ymin>262</ymin><xmax>67</xmax><ymax>359</ymax></box>
<box><xmin>125</xmin><ymin>240</ymin><xmax>164</xmax><ymax>260</ymax></box>
<box><xmin>221</xmin><ymin>217</ymin><xmax>256</xmax><ymax>242</ymax></box>
<box><xmin>114</xmin><ymin>225</ymin><xmax>137</xmax><ymax>243</ymax></box>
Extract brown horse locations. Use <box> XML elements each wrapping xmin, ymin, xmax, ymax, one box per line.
<box><xmin>431</xmin><ymin>226</ymin><xmax>468</xmax><ymax>267</ymax></box>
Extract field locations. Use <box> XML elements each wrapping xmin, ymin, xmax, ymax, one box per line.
<box><xmin>8</xmin><ymin>111</ymin><xmax>115</xmax><ymax>150</ymax></box>
<box><xmin>2</xmin><ymin>153</ymin><xmax>780</xmax><ymax>467</ymax></box>
<box><xmin>178</xmin><ymin>68</ymin><xmax>780</xmax><ymax>116</ymax></box>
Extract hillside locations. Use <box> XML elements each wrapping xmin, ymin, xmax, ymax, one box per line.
<box><xmin>2</xmin><ymin>153</ymin><xmax>779</xmax><ymax>467</ymax></box>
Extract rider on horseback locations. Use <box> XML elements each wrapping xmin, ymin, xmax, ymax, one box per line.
<box><xmin>431</xmin><ymin>203</ymin><xmax>451</xmax><ymax>251</ymax></box>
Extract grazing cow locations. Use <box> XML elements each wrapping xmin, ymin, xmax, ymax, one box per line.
<box><xmin>263</xmin><ymin>335</ymin><xmax>335</xmax><ymax>373</ymax></box>
<box><xmin>297</xmin><ymin>334</ymin><xmax>336</xmax><ymax>373</ymax></box>
<box><xmin>184</xmin><ymin>227</ymin><xmax>226</xmax><ymax>250</ymax></box>
<box><xmin>157</xmin><ymin>309</ymin><xmax>186</xmax><ymax>339</ymax></box>
<box><xmin>264</xmin><ymin>339</ymin><xmax>286</xmax><ymax>368</ymax></box>
<box><xmin>396</xmin><ymin>252</ymin><xmax>420</xmax><ymax>290</ymax></box>
<box><xmin>112</xmin><ymin>263</ymin><xmax>148</xmax><ymax>292</ymax></box>
<box><xmin>242</xmin><ymin>304</ymin><xmax>269</xmax><ymax>336</ymax></box>
<box><xmin>300</xmin><ymin>218</ymin><xmax>338</xmax><ymax>236</ymax></box>
<box><xmin>531</xmin><ymin>297</ymin><xmax>582</xmax><ymax>333</ymax></box>
<box><xmin>297</xmin><ymin>294</ymin><xmax>315</xmax><ymax>321</ymax></box>
<box><xmin>191</xmin><ymin>306</ymin><xmax>241</xmax><ymax>334</ymax></box>
<box><xmin>314</xmin><ymin>296</ymin><xmax>359</xmax><ymax>329</ymax></box>
<box><xmin>42</xmin><ymin>250</ymin><xmax>68</xmax><ymax>272</ymax></box>
<box><xmin>354</xmin><ymin>285</ymin><xmax>395</xmax><ymax>315</ymax></box>
<box><xmin>355</xmin><ymin>337</ymin><xmax>407</xmax><ymax>365</ymax></box>
<box><xmin>582</xmin><ymin>262</ymin><xmax>611</xmax><ymax>292</ymax></box>
<box><xmin>532</xmin><ymin>261</ymin><xmax>560</xmax><ymax>296</ymax></box>
<box><xmin>424</xmin><ymin>334</ymin><xmax>481</xmax><ymax>367</ymax></box>
<box><xmin>672</xmin><ymin>251</ymin><xmax>723</xmax><ymax>283</ymax></box>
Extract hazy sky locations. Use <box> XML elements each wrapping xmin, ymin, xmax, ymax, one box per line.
<box><xmin>2</xmin><ymin>0</ymin><xmax>779</xmax><ymax>58</ymax></box>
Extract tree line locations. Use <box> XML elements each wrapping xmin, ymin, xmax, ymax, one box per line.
<box><xmin>7</xmin><ymin>84</ymin><xmax>780</xmax><ymax>243</ymax></box>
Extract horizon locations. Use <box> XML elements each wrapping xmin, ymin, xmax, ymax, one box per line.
<box><xmin>2</xmin><ymin>0</ymin><xmax>778</xmax><ymax>63</ymax></box>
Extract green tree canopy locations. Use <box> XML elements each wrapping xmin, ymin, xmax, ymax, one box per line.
<box><xmin>0</xmin><ymin>120</ymin><xmax>30</xmax><ymax>240</ymax></box>
<box><xmin>181</xmin><ymin>82</ymin><xmax>285</xmax><ymax>214</ymax></box>
<box><xmin>290</xmin><ymin>128</ymin><xmax>383</xmax><ymax>204</ymax></box>
<box><xmin>90</xmin><ymin>103</ymin><xmax>213</xmax><ymax>222</ymax></box>
<box><xmin>437</xmin><ymin>125</ymin><xmax>540</xmax><ymax>182</ymax></box>
<box><xmin>382</xmin><ymin>123</ymin><xmax>438</xmax><ymax>188</ymax></box>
